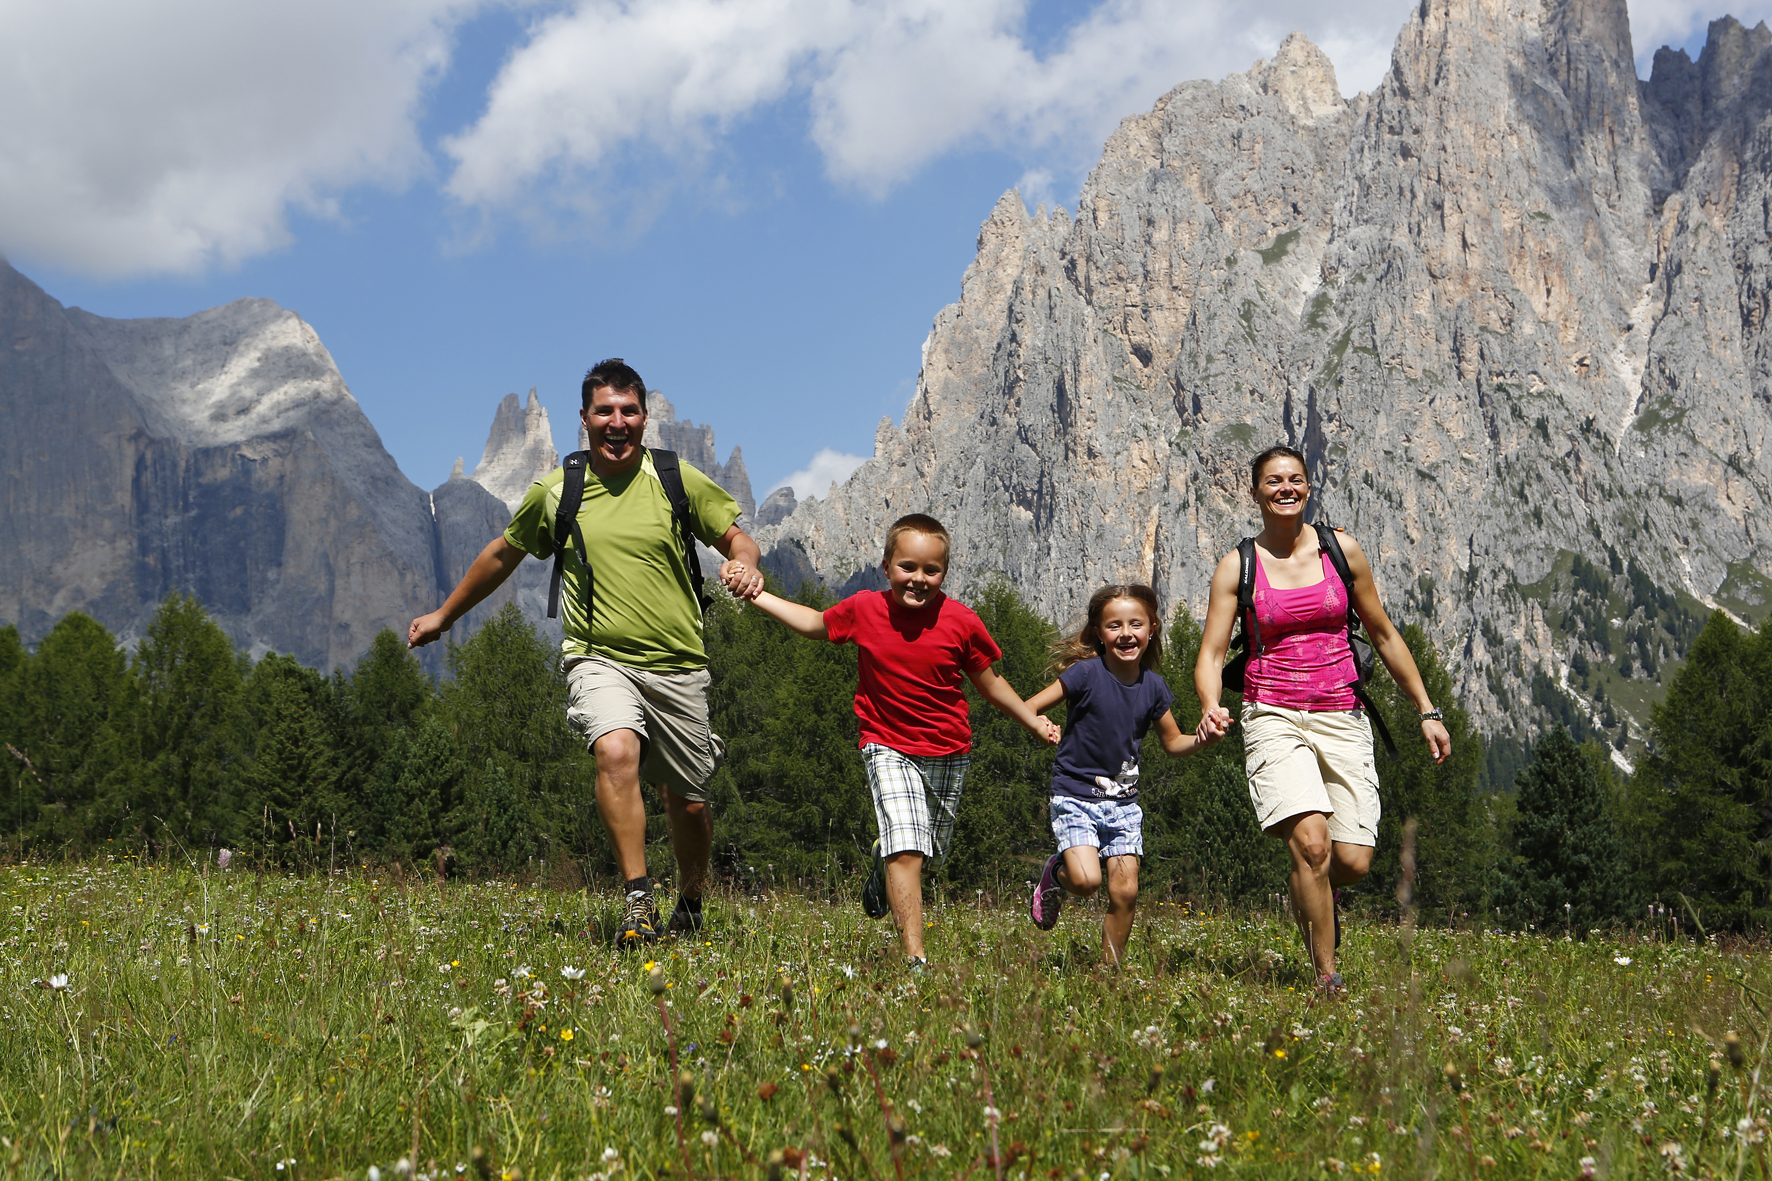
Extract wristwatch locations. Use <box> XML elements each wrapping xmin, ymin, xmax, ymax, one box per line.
<box><xmin>1419</xmin><ymin>708</ymin><xmax>1443</xmax><ymax>721</ymax></box>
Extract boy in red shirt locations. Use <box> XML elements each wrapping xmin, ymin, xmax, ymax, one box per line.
<box><xmin>737</xmin><ymin>513</ymin><xmax>1059</xmax><ymax>970</ymax></box>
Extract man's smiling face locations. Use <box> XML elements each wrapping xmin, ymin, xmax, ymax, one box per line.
<box><xmin>581</xmin><ymin>385</ymin><xmax>647</xmax><ymax>476</ymax></box>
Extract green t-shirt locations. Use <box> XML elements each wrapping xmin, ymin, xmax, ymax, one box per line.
<box><xmin>505</xmin><ymin>451</ymin><xmax>740</xmax><ymax>670</ymax></box>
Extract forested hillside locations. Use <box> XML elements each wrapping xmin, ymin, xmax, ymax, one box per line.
<box><xmin>2</xmin><ymin>584</ymin><xmax>1768</xmax><ymax>930</ymax></box>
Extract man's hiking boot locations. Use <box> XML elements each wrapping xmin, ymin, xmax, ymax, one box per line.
<box><xmin>666</xmin><ymin>895</ymin><xmax>704</xmax><ymax>937</ymax></box>
<box><xmin>861</xmin><ymin>840</ymin><xmax>890</xmax><ymax>920</ymax></box>
<box><xmin>1031</xmin><ymin>853</ymin><xmax>1065</xmax><ymax>931</ymax></box>
<box><xmin>615</xmin><ymin>891</ymin><xmax>661</xmax><ymax>948</ymax></box>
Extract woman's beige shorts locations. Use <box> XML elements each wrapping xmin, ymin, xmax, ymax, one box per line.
<box><xmin>564</xmin><ymin>655</ymin><xmax>725</xmax><ymax>804</ymax></box>
<box><xmin>1240</xmin><ymin>701</ymin><xmax>1380</xmax><ymax>846</ymax></box>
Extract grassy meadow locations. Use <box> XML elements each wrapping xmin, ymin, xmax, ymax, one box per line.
<box><xmin>1</xmin><ymin>860</ymin><xmax>1766</xmax><ymax>1180</ymax></box>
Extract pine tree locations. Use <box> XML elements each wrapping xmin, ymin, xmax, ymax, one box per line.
<box><xmin>333</xmin><ymin>629</ymin><xmax>435</xmax><ymax>851</ymax></box>
<box><xmin>950</xmin><ymin>576</ymin><xmax>1057</xmax><ymax>892</ymax></box>
<box><xmin>1631</xmin><ymin>611</ymin><xmax>1772</xmax><ymax>931</ymax></box>
<box><xmin>1362</xmin><ymin>625</ymin><xmax>1488</xmax><ymax>918</ymax></box>
<box><xmin>239</xmin><ymin>654</ymin><xmax>340</xmax><ymax>866</ymax></box>
<box><xmin>8</xmin><ymin>613</ymin><xmax>132</xmax><ymax>851</ymax></box>
<box><xmin>363</xmin><ymin>715</ymin><xmax>460</xmax><ymax>865</ymax></box>
<box><xmin>130</xmin><ymin>594</ymin><xmax>246</xmax><ymax>852</ymax></box>
<box><xmin>1494</xmin><ymin>726</ymin><xmax>1633</xmax><ymax>932</ymax></box>
<box><xmin>703</xmin><ymin>581</ymin><xmax>868</xmax><ymax>889</ymax></box>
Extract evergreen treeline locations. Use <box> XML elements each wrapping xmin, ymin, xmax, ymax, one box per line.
<box><xmin>2</xmin><ymin>588</ymin><xmax>1767</xmax><ymax>932</ymax></box>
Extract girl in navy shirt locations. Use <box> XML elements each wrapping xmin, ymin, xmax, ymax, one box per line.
<box><xmin>1024</xmin><ymin>584</ymin><xmax>1220</xmax><ymax>964</ymax></box>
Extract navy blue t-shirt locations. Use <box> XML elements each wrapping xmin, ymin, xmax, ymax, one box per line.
<box><xmin>1049</xmin><ymin>657</ymin><xmax>1175</xmax><ymax>801</ymax></box>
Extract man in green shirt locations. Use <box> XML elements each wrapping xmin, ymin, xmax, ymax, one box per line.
<box><xmin>409</xmin><ymin>358</ymin><xmax>764</xmax><ymax>945</ymax></box>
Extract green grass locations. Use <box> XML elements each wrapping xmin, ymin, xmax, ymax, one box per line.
<box><xmin>1</xmin><ymin>861</ymin><xmax>1765</xmax><ymax>1179</ymax></box>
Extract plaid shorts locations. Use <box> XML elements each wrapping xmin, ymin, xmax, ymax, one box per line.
<box><xmin>1051</xmin><ymin>794</ymin><xmax>1144</xmax><ymax>859</ymax></box>
<box><xmin>861</xmin><ymin>744</ymin><xmax>971</xmax><ymax>861</ymax></box>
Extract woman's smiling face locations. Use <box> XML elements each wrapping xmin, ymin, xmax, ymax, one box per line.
<box><xmin>1253</xmin><ymin>453</ymin><xmax>1310</xmax><ymax>520</ymax></box>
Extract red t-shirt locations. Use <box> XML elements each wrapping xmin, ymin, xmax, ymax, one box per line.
<box><xmin>822</xmin><ymin>590</ymin><xmax>1002</xmax><ymax>756</ymax></box>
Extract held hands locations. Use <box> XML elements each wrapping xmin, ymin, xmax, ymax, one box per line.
<box><xmin>1196</xmin><ymin>704</ymin><xmax>1234</xmax><ymax>746</ymax></box>
<box><xmin>720</xmin><ymin>559</ymin><xmax>764</xmax><ymax>601</ymax></box>
<box><xmin>1034</xmin><ymin>714</ymin><xmax>1062</xmax><ymax>746</ymax></box>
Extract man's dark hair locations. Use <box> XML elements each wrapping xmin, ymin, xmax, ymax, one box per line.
<box><xmin>1250</xmin><ymin>444</ymin><xmax>1308</xmax><ymax>488</ymax></box>
<box><xmin>582</xmin><ymin>358</ymin><xmax>647</xmax><ymax>411</ymax></box>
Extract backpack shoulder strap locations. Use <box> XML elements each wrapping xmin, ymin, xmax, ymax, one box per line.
<box><xmin>649</xmin><ymin>448</ymin><xmax>711</xmax><ymax>614</ymax></box>
<box><xmin>1314</xmin><ymin>521</ymin><xmax>1355</xmax><ymax>592</ymax></box>
<box><xmin>547</xmin><ymin>452</ymin><xmax>591</xmax><ymax>621</ymax></box>
<box><xmin>1236</xmin><ymin>537</ymin><xmax>1262</xmax><ymax>653</ymax></box>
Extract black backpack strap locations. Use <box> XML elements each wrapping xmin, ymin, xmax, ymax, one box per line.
<box><xmin>547</xmin><ymin>452</ymin><xmax>592</xmax><ymax>621</ymax></box>
<box><xmin>648</xmin><ymin>448</ymin><xmax>711</xmax><ymax>614</ymax></box>
<box><xmin>1237</xmin><ymin>537</ymin><xmax>1262</xmax><ymax>654</ymax></box>
<box><xmin>1314</xmin><ymin>522</ymin><xmax>1399</xmax><ymax>757</ymax></box>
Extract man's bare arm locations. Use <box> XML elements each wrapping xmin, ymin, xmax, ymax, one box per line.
<box><xmin>408</xmin><ymin>536</ymin><xmax>526</xmax><ymax>649</ymax></box>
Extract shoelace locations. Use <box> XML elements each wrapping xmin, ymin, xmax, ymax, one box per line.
<box><xmin>621</xmin><ymin>893</ymin><xmax>655</xmax><ymax>931</ymax></box>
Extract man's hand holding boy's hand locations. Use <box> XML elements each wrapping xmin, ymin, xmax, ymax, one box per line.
<box><xmin>719</xmin><ymin>559</ymin><xmax>764</xmax><ymax>600</ymax></box>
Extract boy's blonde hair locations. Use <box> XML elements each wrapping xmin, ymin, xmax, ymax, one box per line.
<box><xmin>882</xmin><ymin>513</ymin><xmax>951</xmax><ymax>568</ymax></box>
<box><xmin>1050</xmin><ymin>584</ymin><xmax>1166</xmax><ymax>675</ymax></box>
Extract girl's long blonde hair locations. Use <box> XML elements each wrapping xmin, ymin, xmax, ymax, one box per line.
<box><xmin>1050</xmin><ymin>584</ymin><xmax>1166</xmax><ymax>676</ymax></box>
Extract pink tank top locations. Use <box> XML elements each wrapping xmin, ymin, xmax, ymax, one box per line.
<box><xmin>1244</xmin><ymin>550</ymin><xmax>1358</xmax><ymax>711</ymax></box>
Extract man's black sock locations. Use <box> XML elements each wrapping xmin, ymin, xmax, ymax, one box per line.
<box><xmin>625</xmin><ymin>875</ymin><xmax>651</xmax><ymax>897</ymax></box>
<box><xmin>681</xmin><ymin>895</ymin><xmax>703</xmax><ymax>913</ymax></box>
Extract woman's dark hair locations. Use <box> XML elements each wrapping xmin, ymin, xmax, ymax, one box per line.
<box><xmin>1249</xmin><ymin>445</ymin><xmax>1308</xmax><ymax>488</ymax></box>
<box><xmin>1050</xmin><ymin>584</ymin><xmax>1166</xmax><ymax>675</ymax></box>
<box><xmin>582</xmin><ymin>357</ymin><xmax>647</xmax><ymax>411</ymax></box>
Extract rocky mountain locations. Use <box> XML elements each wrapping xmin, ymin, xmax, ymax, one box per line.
<box><xmin>0</xmin><ymin>258</ymin><xmax>447</xmax><ymax>670</ymax></box>
<box><xmin>758</xmin><ymin>0</ymin><xmax>1772</xmax><ymax>746</ymax></box>
<box><xmin>469</xmin><ymin>389</ymin><xmax>558</xmax><ymax>510</ymax></box>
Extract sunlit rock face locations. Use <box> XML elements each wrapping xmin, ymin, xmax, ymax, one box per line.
<box><xmin>471</xmin><ymin>389</ymin><xmax>559</xmax><ymax>512</ymax></box>
<box><xmin>760</xmin><ymin>3</ymin><xmax>1772</xmax><ymax>735</ymax></box>
<box><xmin>0</xmin><ymin>259</ymin><xmax>442</xmax><ymax>670</ymax></box>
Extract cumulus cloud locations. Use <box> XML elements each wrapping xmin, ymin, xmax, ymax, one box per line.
<box><xmin>445</xmin><ymin>0</ymin><xmax>1423</xmax><ymax>214</ymax></box>
<box><xmin>772</xmin><ymin>448</ymin><xmax>868</xmax><ymax>501</ymax></box>
<box><xmin>0</xmin><ymin>0</ymin><xmax>475</xmax><ymax>277</ymax></box>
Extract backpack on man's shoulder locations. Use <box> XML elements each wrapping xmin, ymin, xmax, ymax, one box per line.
<box><xmin>544</xmin><ymin>448</ymin><xmax>712</xmax><ymax>623</ymax></box>
<box><xmin>1220</xmin><ymin>522</ymin><xmax>1397</xmax><ymax>757</ymax></box>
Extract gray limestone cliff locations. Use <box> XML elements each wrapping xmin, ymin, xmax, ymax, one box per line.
<box><xmin>470</xmin><ymin>389</ymin><xmax>559</xmax><ymax>511</ymax></box>
<box><xmin>0</xmin><ymin>259</ymin><xmax>442</xmax><ymax>669</ymax></box>
<box><xmin>759</xmin><ymin>3</ymin><xmax>1772</xmax><ymax>741</ymax></box>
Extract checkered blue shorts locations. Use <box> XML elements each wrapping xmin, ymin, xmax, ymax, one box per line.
<box><xmin>861</xmin><ymin>744</ymin><xmax>970</xmax><ymax>861</ymax></box>
<box><xmin>1051</xmin><ymin>794</ymin><xmax>1144</xmax><ymax>859</ymax></box>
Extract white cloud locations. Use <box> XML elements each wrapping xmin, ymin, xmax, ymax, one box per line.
<box><xmin>0</xmin><ymin>0</ymin><xmax>476</xmax><ymax>277</ymax></box>
<box><xmin>772</xmin><ymin>448</ymin><xmax>868</xmax><ymax>500</ymax></box>
<box><xmin>445</xmin><ymin>0</ymin><xmax>1424</xmax><ymax>216</ymax></box>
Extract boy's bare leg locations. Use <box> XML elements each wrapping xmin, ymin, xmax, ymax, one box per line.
<box><xmin>592</xmin><ymin>729</ymin><xmax>648</xmax><ymax>881</ymax></box>
<box><xmin>661</xmin><ymin>786</ymin><xmax>712</xmax><ymax>900</ymax></box>
<box><xmin>1102</xmin><ymin>855</ymin><xmax>1140</xmax><ymax>966</ymax></box>
<box><xmin>886</xmin><ymin>852</ymin><xmax>926</xmax><ymax>959</ymax></box>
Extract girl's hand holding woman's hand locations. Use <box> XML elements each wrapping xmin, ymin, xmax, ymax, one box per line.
<box><xmin>1196</xmin><ymin>705</ymin><xmax>1233</xmax><ymax>746</ymax></box>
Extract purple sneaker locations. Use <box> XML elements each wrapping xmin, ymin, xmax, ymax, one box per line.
<box><xmin>1031</xmin><ymin>854</ymin><xmax>1065</xmax><ymax>930</ymax></box>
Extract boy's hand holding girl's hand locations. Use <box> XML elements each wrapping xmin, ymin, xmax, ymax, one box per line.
<box><xmin>719</xmin><ymin>559</ymin><xmax>764</xmax><ymax>601</ymax></box>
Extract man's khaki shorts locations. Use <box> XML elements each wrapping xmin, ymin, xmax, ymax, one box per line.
<box><xmin>1241</xmin><ymin>701</ymin><xmax>1380</xmax><ymax>846</ymax></box>
<box><xmin>564</xmin><ymin>656</ymin><xmax>725</xmax><ymax>804</ymax></box>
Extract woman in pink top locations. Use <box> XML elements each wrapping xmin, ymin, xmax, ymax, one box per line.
<box><xmin>1194</xmin><ymin>446</ymin><xmax>1452</xmax><ymax>993</ymax></box>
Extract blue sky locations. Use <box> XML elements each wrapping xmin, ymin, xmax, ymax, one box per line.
<box><xmin>3</xmin><ymin>0</ymin><xmax>1754</xmax><ymax>499</ymax></box>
